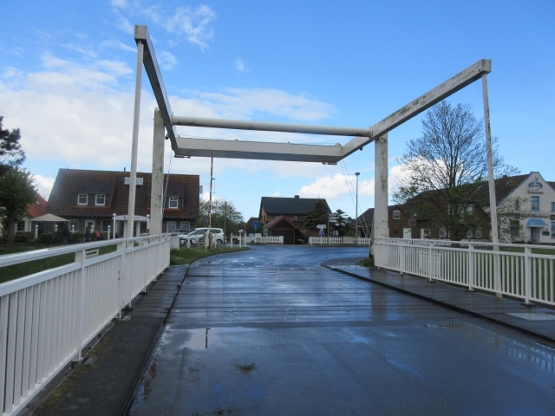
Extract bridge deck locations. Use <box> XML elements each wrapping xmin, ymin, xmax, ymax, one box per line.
<box><xmin>27</xmin><ymin>246</ymin><xmax>555</xmax><ymax>416</ymax></box>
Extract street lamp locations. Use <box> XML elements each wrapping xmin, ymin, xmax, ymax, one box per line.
<box><xmin>355</xmin><ymin>172</ymin><xmax>360</xmax><ymax>242</ymax></box>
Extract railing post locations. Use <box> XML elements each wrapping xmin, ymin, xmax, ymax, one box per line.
<box><xmin>428</xmin><ymin>242</ymin><xmax>434</xmax><ymax>282</ymax></box>
<box><xmin>75</xmin><ymin>249</ymin><xmax>86</xmax><ymax>361</ymax></box>
<box><xmin>524</xmin><ymin>247</ymin><xmax>532</xmax><ymax>305</ymax></box>
<box><xmin>468</xmin><ymin>243</ymin><xmax>475</xmax><ymax>291</ymax></box>
<box><xmin>400</xmin><ymin>243</ymin><xmax>405</xmax><ymax>275</ymax></box>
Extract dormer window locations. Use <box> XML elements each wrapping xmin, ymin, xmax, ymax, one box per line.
<box><xmin>96</xmin><ymin>194</ymin><xmax>106</xmax><ymax>206</ymax></box>
<box><xmin>78</xmin><ymin>194</ymin><xmax>88</xmax><ymax>205</ymax></box>
<box><xmin>168</xmin><ymin>196</ymin><xmax>179</xmax><ymax>209</ymax></box>
<box><xmin>393</xmin><ymin>210</ymin><xmax>401</xmax><ymax>220</ymax></box>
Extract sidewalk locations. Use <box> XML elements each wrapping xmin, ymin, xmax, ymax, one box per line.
<box><xmin>23</xmin><ymin>265</ymin><xmax>189</xmax><ymax>416</ymax></box>
<box><xmin>324</xmin><ymin>258</ymin><xmax>555</xmax><ymax>343</ymax></box>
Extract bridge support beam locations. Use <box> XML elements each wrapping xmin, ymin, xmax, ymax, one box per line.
<box><xmin>374</xmin><ymin>134</ymin><xmax>389</xmax><ymax>248</ymax></box>
<box><xmin>150</xmin><ymin>109</ymin><xmax>165</xmax><ymax>235</ymax></box>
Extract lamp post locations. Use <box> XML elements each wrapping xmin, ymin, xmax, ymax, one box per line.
<box><xmin>355</xmin><ymin>172</ymin><xmax>360</xmax><ymax>242</ymax></box>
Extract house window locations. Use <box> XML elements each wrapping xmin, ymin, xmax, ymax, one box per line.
<box><xmin>17</xmin><ymin>221</ymin><xmax>25</xmax><ymax>232</ymax></box>
<box><xmin>168</xmin><ymin>197</ymin><xmax>178</xmax><ymax>209</ymax></box>
<box><xmin>69</xmin><ymin>219</ymin><xmax>79</xmax><ymax>233</ymax></box>
<box><xmin>293</xmin><ymin>216</ymin><xmax>299</xmax><ymax>222</ymax></box>
<box><xmin>393</xmin><ymin>210</ymin><xmax>401</xmax><ymax>220</ymax></box>
<box><xmin>552</xmin><ymin>222</ymin><xmax>555</xmax><ymax>239</ymax></box>
<box><xmin>85</xmin><ymin>220</ymin><xmax>95</xmax><ymax>232</ymax></box>
<box><xmin>439</xmin><ymin>227</ymin><xmax>447</xmax><ymax>238</ymax></box>
<box><xmin>475</xmin><ymin>228</ymin><xmax>482</xmax><ymax>239</ymax></box>
<box><xmin>531</xmin><ymin>196</ymin><xmax>540</xmax><ymax>212</ymax></box>
<box><xmin>78</xmin><ymin>194</ymin><xmax>88</xmax><ymax>205</ymax></box>
<box><xmin>101</xmin><ymin>219</ymin><xmax>111</xmax><ymax>232</ymax></box>
<box><xmin>95</xmin><ymin>194</ymin><xmax>106</xmax><ymax>206</ymax></box>
<box><xmin>166</xmin><ymin>221</ymin><xmax>176</xmax><ymax>232</ymax></box>
<box><xmin>551</xmin><ymin>202</ymin><xmax>555</xmax><ymax>212</ymax></box>
<box><xmin>179</xmin><ymin>221</ymin><xmax>190</xmax><ymax>231</ymax></box>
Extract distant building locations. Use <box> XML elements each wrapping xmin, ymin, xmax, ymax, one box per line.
<box><xmin>47</xmin><ymin>168</ymin><xmax>200</xmax><ymax>236</ymax></box>
<box><xmin>258</xmin><ymin>195</ymin><xmax>331</xmax><ymax>244</ymax></box>
<box><xmin>355</xmin><ymin>172</ymin><xmax>555</xmax><ymax>244</ymax></box>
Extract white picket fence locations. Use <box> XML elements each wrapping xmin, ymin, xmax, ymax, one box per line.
<box><xmin>0</xmin><ymin>234</ymin><xmax>172</xmax><ymax>416</ymax></box>
<box><xmin>230</xmin><ymin>235</ymin><xmax>284</xmax><ymax>245</ymax></box>
<box><xmin>309</xmin><ymin>236</ymin><xmax>372</xmax><ymax>245</ymax></box>
<box><xmin>374</xmin><ymin>237</ymin><xmax>555</xmax><ymax>307</ymax></box>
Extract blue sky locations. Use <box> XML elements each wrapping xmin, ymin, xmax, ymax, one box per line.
<box><xmin>1</xmin><ymin>0</ymin><xmax>554</xmax><ymax>221</ymax></box>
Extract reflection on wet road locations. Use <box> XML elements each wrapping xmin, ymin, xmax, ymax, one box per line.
<box><xmin>130</xmin><ymin>246</ymin><xmax>555</xmax><ymax>415</ymax></box>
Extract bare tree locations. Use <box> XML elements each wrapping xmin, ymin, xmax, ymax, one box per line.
<box><xmin>394</xmin><ymin>100</ymin><xmax>518</xmax><ymax>241</ymax></box>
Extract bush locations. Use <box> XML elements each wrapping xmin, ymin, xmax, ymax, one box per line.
<box><xmin>39</xmin><ymin>232</ymin><xmax>55</xmax><ymax>245</ymax></box>
<box><xmin>14</xmin><ymin>234</ymin><xmax>29</xmax><ymax>243</ymax></box>
<box><xmin>69</xmin><ymin>232</ymin><xmax>83</xmax><ymax>243</ymax></box>
<box><xmin>357</xmin><ymin>256</ymin><xmax>375</xmax><ymax>268</ymax></box>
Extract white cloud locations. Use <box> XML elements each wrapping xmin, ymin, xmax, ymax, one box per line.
<box><xmin>235</xmin><ymin>57</ymin><xmax>248</xmax><ymax>73</ymax></box>
<box><xmin>180</xmin><ymin>88</ymin><xmax>334</xmax><ymax>122</ymax></box>
<box><xmin>111</xmin><ymin>0</ymin><xmax>128</xmax><ymax>8</ymax></box>
<box><xmin>0</xmin><ymin>52</ymin><xmax>343</xmax><ymax>203</ymax></box>
<box><xmin>158</xmin><ymin>51</ymin><xmax>178</xmax><ymax>70</ymax></box>
<box><xmin>298</xmin><ymin>173</ymin><xmax>375</xmax><ymax>201</ymax></box>
<box><xmin>33</xmin><ymin>174</ymin><xmax>55</xmax><ymax>200</ymax></box>
<box><xmin>166</xmin><ymin>5</ymin><xmax>216</xmax><ymax>50</ymax></box>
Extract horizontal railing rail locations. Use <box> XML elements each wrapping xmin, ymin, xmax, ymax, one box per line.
<box><xmin>374</xmin><ymin>238</ymin><xmax>555</xmax><ymax>307</ymax></box>
<box><xmin>0</xmin><ymin>234</ymin><xmax>171</xmax><ymax>416</ymax></box>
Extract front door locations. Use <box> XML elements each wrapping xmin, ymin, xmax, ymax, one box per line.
<box><xmin>530</xmin><ymin>227</ymin><xmax>537</xmax><ymax>243</ymax></box>
<box><xmin>403</xmin><ymin>228</ymin><xmax>412</xmax><ymax>239</ymax></box>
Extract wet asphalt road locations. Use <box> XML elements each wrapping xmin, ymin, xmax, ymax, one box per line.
<box><xmin>129</xmin><ymin>246</ymin><xmax>555</xmax><ymax>416</ymax></box>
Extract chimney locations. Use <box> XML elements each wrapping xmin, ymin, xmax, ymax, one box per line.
<box><xmin>294</xmin><ymin>195</ymin><xmax>299</xmax><ymax>198</ymax></box>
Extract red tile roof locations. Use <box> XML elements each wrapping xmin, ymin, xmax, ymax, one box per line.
<box><xmin>27</xmin><ymin>193</ymin><xmax>48</xmax><ymax>218</ymax></box>
<box><xmin>47</xmin><ymin>169</ymin><xmax>199</xmax><ymax>220</ymax></box>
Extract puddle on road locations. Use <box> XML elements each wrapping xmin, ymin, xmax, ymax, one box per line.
<box><xmin>182</xmin><ymin>327</ymin><xmax>258</xmax><ymax>350</ymax></box>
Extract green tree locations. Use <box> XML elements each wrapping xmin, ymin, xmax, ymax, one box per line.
<box><xmin>393</xmin><ymin>100</ymin><xmax>518</xmax><ymax>241</ymax></box>
<box><xmin>330</xmin><ymin>209</ymin><xmax>352</xmax><ymax>236</ymax></box>
<box><xmin>197</xmin><ymin>199</ymin><xmax>245</xmax><ymax>235</ymax></box>
<box><xmin>0</xmin><ymin>116</ymin><xmax>25</xmax><ymax>175</ymax></box>
<box><xmin>302</xmin><ymin>199</ymin><xmax>330</xmax><ymax>230</ymax></box>
<box><xmin>0</xmin><ymin>168</ymin><xmax>36</xmax><ymax>244</ymax></box>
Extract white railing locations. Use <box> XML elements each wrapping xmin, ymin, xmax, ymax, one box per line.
<box><xmin>230</xmin><ymin>235</ymin><xmax>284</xmax><ymax>245</ymax></box>
<box><xmin>374</xmin><ymin>238</ymin><xmax>555</xmax><ymax>307</ymax></box>
<box><xmin>0</xmin><ymin>234</ymin><xmax>171</xmax><ymax>416</ymax></box>
<box><xmin>309</xmin><ymin>236</ymin><xmax>372</xmax><ymax>245</ymax></box>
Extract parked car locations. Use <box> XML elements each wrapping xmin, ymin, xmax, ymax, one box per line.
<box><xmin>180</xmin><ymin>228</ymin><xmax>225</xmax><ymax>246</ymax></box>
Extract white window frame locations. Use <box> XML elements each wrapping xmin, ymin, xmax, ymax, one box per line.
<box><xmin>69</xmin><ymin>219</ymin><xmax>79</xmax><ymax>233</ymax></box>
<box><xmin>393</xmin><ymin>210</ymin><xmax>401</xmax><ymax>220</ymax></box>
<box><xmin>85</xmin><ymin>220</ymin><xmax>95</xmax><ymax>232</ymax></box>
<box><xmin>17</xmin><ymin>221</ymin><xmax>25</xmax><ymax>232</ymax></box>
<box><xmin>179</xmin><ymin>221</ymin><xmax>191</xmax><ymax>231</ymax></box>
<box><xmin>78</xmin><ymin>194</ymin><xmax>88</xmax><ymax>205</ymax></box>
<box><xmin>439</xmin><ymin>227</ymin><xmax>447</xmax><ymax>238</ymax></box>
<box><xmin>531</xmin><ymin>196</ymin><xmax>540</xmax><ymax>212</ymax></box>
<box><xmin>168</xmin><ymin>196</ymin><xmax>179</xmax><ymax>209</ymax></box>
<box><xmin>95</xmin><ymin>194</ymin><xmax>106</xmax><ymax>206</ymax></box>
<box><xmin>166</xmin><ymin>221</ymin><xmax>177</xmax><ymax>232</ymax></box>
<box><xmin>101</xmin><ymin>219</ymin><xmax>111</xmax><ymax>232</ymax></box>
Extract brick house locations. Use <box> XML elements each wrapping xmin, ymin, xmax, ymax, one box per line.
<box><xmin>258</xmin><ymin>195</ymin><xmax>331</xmax><ymax>244</ymax></box>
<box><xmin>356</xmin><ymin>172</ymin><xmax>555</xmax><ymax>243</ymax></box>
<box><xmin>47</xmin><ymin>169</ymin><xmax>199</xmax><ymax>237</ymax></box>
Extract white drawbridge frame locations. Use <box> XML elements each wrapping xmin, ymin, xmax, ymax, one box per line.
<box><xmin>129</xmin><ymin>25</ymin><xmax>496</xmax><ymax>248</ymax></box>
